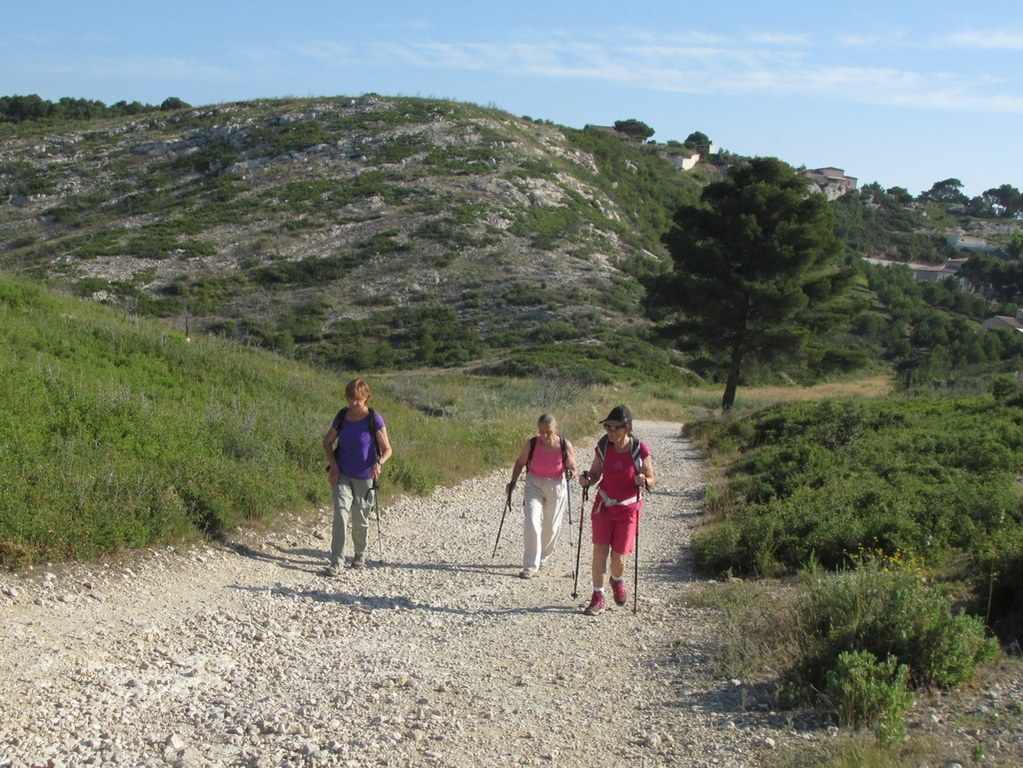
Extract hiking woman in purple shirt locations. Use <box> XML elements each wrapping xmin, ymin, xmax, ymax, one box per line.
<box><xmin>321</xmin><ymin>378</ymin><xmax>392</xmax><ymax>575</ymax></box>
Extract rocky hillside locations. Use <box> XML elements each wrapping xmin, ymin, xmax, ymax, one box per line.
<box><xmin>0</xmin><ymin>95</ymin><xmax>721</xmax><ymax>378</ymax></box>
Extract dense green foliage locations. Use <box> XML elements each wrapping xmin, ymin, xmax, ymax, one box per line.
<box><xmin>831</xmin><ymin>186</ymin><xmax>956</xmax><ymax>264</ymax></box>
<box><xmin>0</xmin><ymin>93</ymin><xmax>190</xmax><ymax>123</ymax></box>
<box><xmin>824</xmin><ymin>650</ymin><xmax>914</xmax><ymax>742</ymax></box>
<box><xmin>611</xmin><ymin>119</ymin><xmax>655</xmax><ymax>141</ymax></box>
<box><xmin>791</xmin><ymin>555</ymin><xmax>996</xmax><ymax>740</ymax></box>
<box><xmin>854</xmin><ymin>262</ymin><xmax>1023</xmax><ymax>391</ymax></box>
<box><xmin>688</xmin><ymin>395</ymin><xmax>1011</xmax><ymax>739</ymax></box>
<box><xmin>795</xmin><ymin>557</ymin><xmax>996</xmax><ymax>693</ymax></box>
<box><xmin>689</xmin><ymin>397</ymin><xmax>1023</xmax><ymax>579</ymax></box>
<box><xmin>563</xmin><ymin>125</ymin><xmax>708</xmax><ymax>258</ymax></box>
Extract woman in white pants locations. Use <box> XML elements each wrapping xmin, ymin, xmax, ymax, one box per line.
<box><xmin>506</xmin><ymin>414</ymin><xmax>578</xmax><ymax>578</ymax></box>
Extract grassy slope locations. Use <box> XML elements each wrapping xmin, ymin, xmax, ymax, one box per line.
<box><xmin>0</xmin><ymin>275</ymin><xmax>524</xmax><ymax>565</ymax></box>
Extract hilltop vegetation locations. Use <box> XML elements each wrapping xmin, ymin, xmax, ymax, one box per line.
<box><xmin>0</xmin><ymin>94</ymin><xmax>722</xmax><ymax>382</ymax></box>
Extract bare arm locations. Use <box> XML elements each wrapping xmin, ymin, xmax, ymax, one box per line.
<box><xmin>563</xmin><ymin>439</ymin><xmax>579</xmax><ymax>480</ymax></box>
<box><xmin>580</xmin><ymin>452</ymin><xmax>602</xmax><ymax>487</ymax></box>
<box><xmin>372</xmin><ymin>425</ymin><xmax>393</xmax><ymax>481</ymax></box>
<box><xmin>507</xmin><ymin>441</ymin><xmax>531</xmax><ymax>494</ymax></box>
<box><xmin>636</xmin><ymin>454</ymin><xmax>656</xmax><ymax>490</ymax></box>
<box><xmin>323</xmin><ymin>426</ymin><xmax>340</xmax><ymax>486</ymax></box>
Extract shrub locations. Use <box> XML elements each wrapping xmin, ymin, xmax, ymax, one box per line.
<box><xmin>990</xmin><ymin>374</ymin><xmax>1019</xmax><ymax>402</ymax></box>
<box><xmin>790</xmin><ymin>555</ymin><xmax>996</xmax><ymax>699</ymax></box>
<box><xmin>825</xmin><ymin>650</ymin><xmax>913</xmax><ymax>743</ymax></box>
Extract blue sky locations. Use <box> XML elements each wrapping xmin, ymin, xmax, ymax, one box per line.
<box><xmin>4</xmin><ymin>1</ymin><xmax>1021</xmax><ymax>198</ymax></box>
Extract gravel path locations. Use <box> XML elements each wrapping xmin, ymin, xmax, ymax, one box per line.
<box><xmin>0</xmin><ymin>422</ymin><xmax>803</xmax><ymax>767</ymax></box>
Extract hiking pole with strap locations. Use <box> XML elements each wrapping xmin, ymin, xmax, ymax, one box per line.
<box><xmin>571</xmin><ymin>472</ymin><xmax>589</xmax><ymax>598</ymax></box>
<box><xmin>367</xmin><ymin>481</ymin><xmax>384</xmax><ymax>565</ymax></box>
<box><xmin>492</xmin><ymin>484</ymin><xmax>512</xmax><ymax>559</ymax></box>
<box><xmin>633</xmin><ymin>475</ymin><xmax>647</xmax><ymax>614</ymax></box>
<box><xmin>565</xmin><ymin>470</ymin><xmax>573</xmax><ymax>528</ymax></box>
<box><xmin>633</xmin><ymin>515</ymin><xmax>640</xmax><ymax>614</ymax></box>
<box><xmin>370</xmin><ymin>482</ymin><xmax>382</xmax><ymax>568</ymax></box>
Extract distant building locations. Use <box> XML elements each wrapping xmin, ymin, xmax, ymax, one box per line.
<box><xmin>863</xmin><ymin>257</ymin><xmax>968</xmax><ymax>284</ymax></box>
<box><xmin>802</xmin><ymin>167</ymin><xmax>858</xmax><ymax>199</ymax></box>
<box><xmin>659</xmin><ymin>151</ymin><xmax>702</xmax><ymax>171</ymax></box>
<box><xmin>945</xmin><ymin>232</ymin><xmax>999</xmax><ymax>253</ymax></box>
<box><xmin>982</xmin><ymin>314</ymin><xmax>1023</xmax><ymax>334</ymax></box>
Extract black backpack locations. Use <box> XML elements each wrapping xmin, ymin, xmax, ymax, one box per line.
<box><xmin>332</xmin><ymin>407</ymin><xmax>381</xmax><ymax>461</ymax></box>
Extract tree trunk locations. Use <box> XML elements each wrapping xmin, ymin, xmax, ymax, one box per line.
<box><xmin>721</xmin><ymin>346</ymin><xmax>743</xmax><ymax>412</ymax></box>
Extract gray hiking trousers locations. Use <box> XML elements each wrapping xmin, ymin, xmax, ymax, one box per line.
<box><xmin>330</xmin><ymin>475</ymin><xmax>375</xmax><ymax>564</ymax></box>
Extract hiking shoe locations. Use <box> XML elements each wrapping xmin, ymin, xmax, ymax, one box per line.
<box><xmin>518</xmin><ymin>568</ymin><xmax>538</xmax><ymax>579</ymax></box>
<box><xmin>321</xmin><ymin>561</ymin><xmax>341</xmax><ymax>577</ymax></box>
<box><xmin>351</xmin><ymin>554</ymin><xmax>366</xmax><ymax>570</ymax></box>
<box><xmin>611</xmin><ymin>577</ymin><xmax>628</xmax><ymax>606</ymax></box>
<box><xmin>583</xmin><ymin>590</ymin><xmax>606</xmax><ymax>616</ymax></box>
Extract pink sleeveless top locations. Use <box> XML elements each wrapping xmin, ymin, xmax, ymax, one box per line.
<box><xmin>529</xmin><ymin>441</ymin><xmax>565</xmax><ymax>479</ymax></box>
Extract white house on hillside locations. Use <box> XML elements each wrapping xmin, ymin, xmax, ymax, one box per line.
<box><xmin>802</xmin><ymin>167</ymin><xmax>858</xmax><ymax>199</ymax></box>
<box><xmin>863</xmin><ymin>257</ymin><xmax>968</xmax><ymax>284</ymax></box>
<box><xmin>945</xmin><ymin>233</ymin><xmax>999</xmax><ymax>253</ymax></box>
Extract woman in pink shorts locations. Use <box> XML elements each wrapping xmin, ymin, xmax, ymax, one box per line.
<box><xmin>578</xmin><ymin>405</ymin><xmax>656</xmax><ymax>615</ymax></box>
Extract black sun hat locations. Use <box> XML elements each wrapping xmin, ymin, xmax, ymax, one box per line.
<box><xmin>600</xmin><ymin>404</ymin><xmax>632</xmax><ymax>426</ymax></box>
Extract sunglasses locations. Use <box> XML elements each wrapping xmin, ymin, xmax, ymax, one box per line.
<box><xmin>603</xmin><ymin>423</ymin><xmax>626</xmax><ymax>432</ymax></box>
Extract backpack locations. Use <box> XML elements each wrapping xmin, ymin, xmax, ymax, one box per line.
<box><xmin>596</xmin><ymin>434</ymin><xmax>643</xmax><ymax>473</ymax></box>
<box><xmin>333</xmin><ymin>407</ymin><xmax>381</xmax><ymax>461</ymax></box>
<box><xmin>527</xmin><ymin>435</ymin><xmax>568</xmax><ymax>472</ymax></box>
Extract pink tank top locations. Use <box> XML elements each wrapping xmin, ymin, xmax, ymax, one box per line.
<box><xmin>529</xmin><ymin>441</ymin><xmax>564</xmax><ymax>479</ymax></box>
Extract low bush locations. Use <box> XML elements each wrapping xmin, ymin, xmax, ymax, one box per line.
<box><xmin>789</xmin><ymin>554</ymin><xmax>997</xmax><ymax>700</ymax></box>
<box><xmin>825</xmin><ymin>650</ymin><xmax>913</xmax><ymax>743</ymax></box>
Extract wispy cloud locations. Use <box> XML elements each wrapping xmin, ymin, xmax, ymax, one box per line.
<box><xmin>288</xmin><ymin>41</ymin><xmax>355</xmax><ymax>64</ymax></box>
<box><xmin>934</xmin><ymin>29</ymin><xmax>1023</xmax><ymax>50</ymax></box>
<box><xmin>323</xmin><ymin>28</ymin><xmax>1023</xmax><ymax>114</ymax></box>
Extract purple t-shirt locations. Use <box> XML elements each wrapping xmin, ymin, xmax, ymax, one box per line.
<box><xmin>331</xmin><ymin>411</ymin><xmax>385</xmax><ymax>480</ymax></box>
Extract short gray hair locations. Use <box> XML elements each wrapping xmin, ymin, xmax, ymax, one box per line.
<box><xmin>537</xmin><ymin>413</ymin><xmax>556</xmax><ymax>426</ymax></box>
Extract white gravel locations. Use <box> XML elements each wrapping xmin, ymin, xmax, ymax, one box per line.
<box><xmin>0</xmin><ymin>422</ymin><xmax>814</xmax><ymax>767</ymax></box>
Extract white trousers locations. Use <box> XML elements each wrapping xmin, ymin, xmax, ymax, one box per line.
<box><xmin>522</xmin><ymin>474</ymin><xmax>568</xmax><ymax>570</ymax></box>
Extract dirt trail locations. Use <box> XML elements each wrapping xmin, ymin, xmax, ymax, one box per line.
<box><xmin>1</xmin><ymin>422</ymin><xmax>797</xmax><ymax>767</ymax></box>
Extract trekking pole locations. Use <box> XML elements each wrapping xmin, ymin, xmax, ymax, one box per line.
<box><xmin>492</xmin><ymin>485</ymin><xmax>512</xmax><ymax>559</ymax></box>
<box><xmin>633</xmin><ymin>477</ymin><xmax>647</xmax><ymax>614</ymax></box>
<box><xmin>368</xmin><ymin>481</ymin><xmax>384</xmax><ymax>565</ymax></box>
<box><xmin>633</xmin><ymin>516</ymin><xmax>640</xmax><ymax>614</ymax></box>
<box><xmin>565</xmin><ymin>471</ymin><xmax>573</xmax><ymax>528</ymax></box>
<box><xmin>571</xmin><ymin>472</ymin><xmax>589</xmax><ymax>598</ymax></box>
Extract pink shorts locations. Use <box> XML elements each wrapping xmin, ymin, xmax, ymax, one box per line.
<box><xmin>590</xmin><ymin>500</ymin><xmax>642</xmax><ymax>554</ymax></box>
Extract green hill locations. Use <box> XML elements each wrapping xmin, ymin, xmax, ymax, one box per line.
<box><xmin>0</xmin><ymin>95</ymin><xmax>721</xmax><ymax>381</ymax></box>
